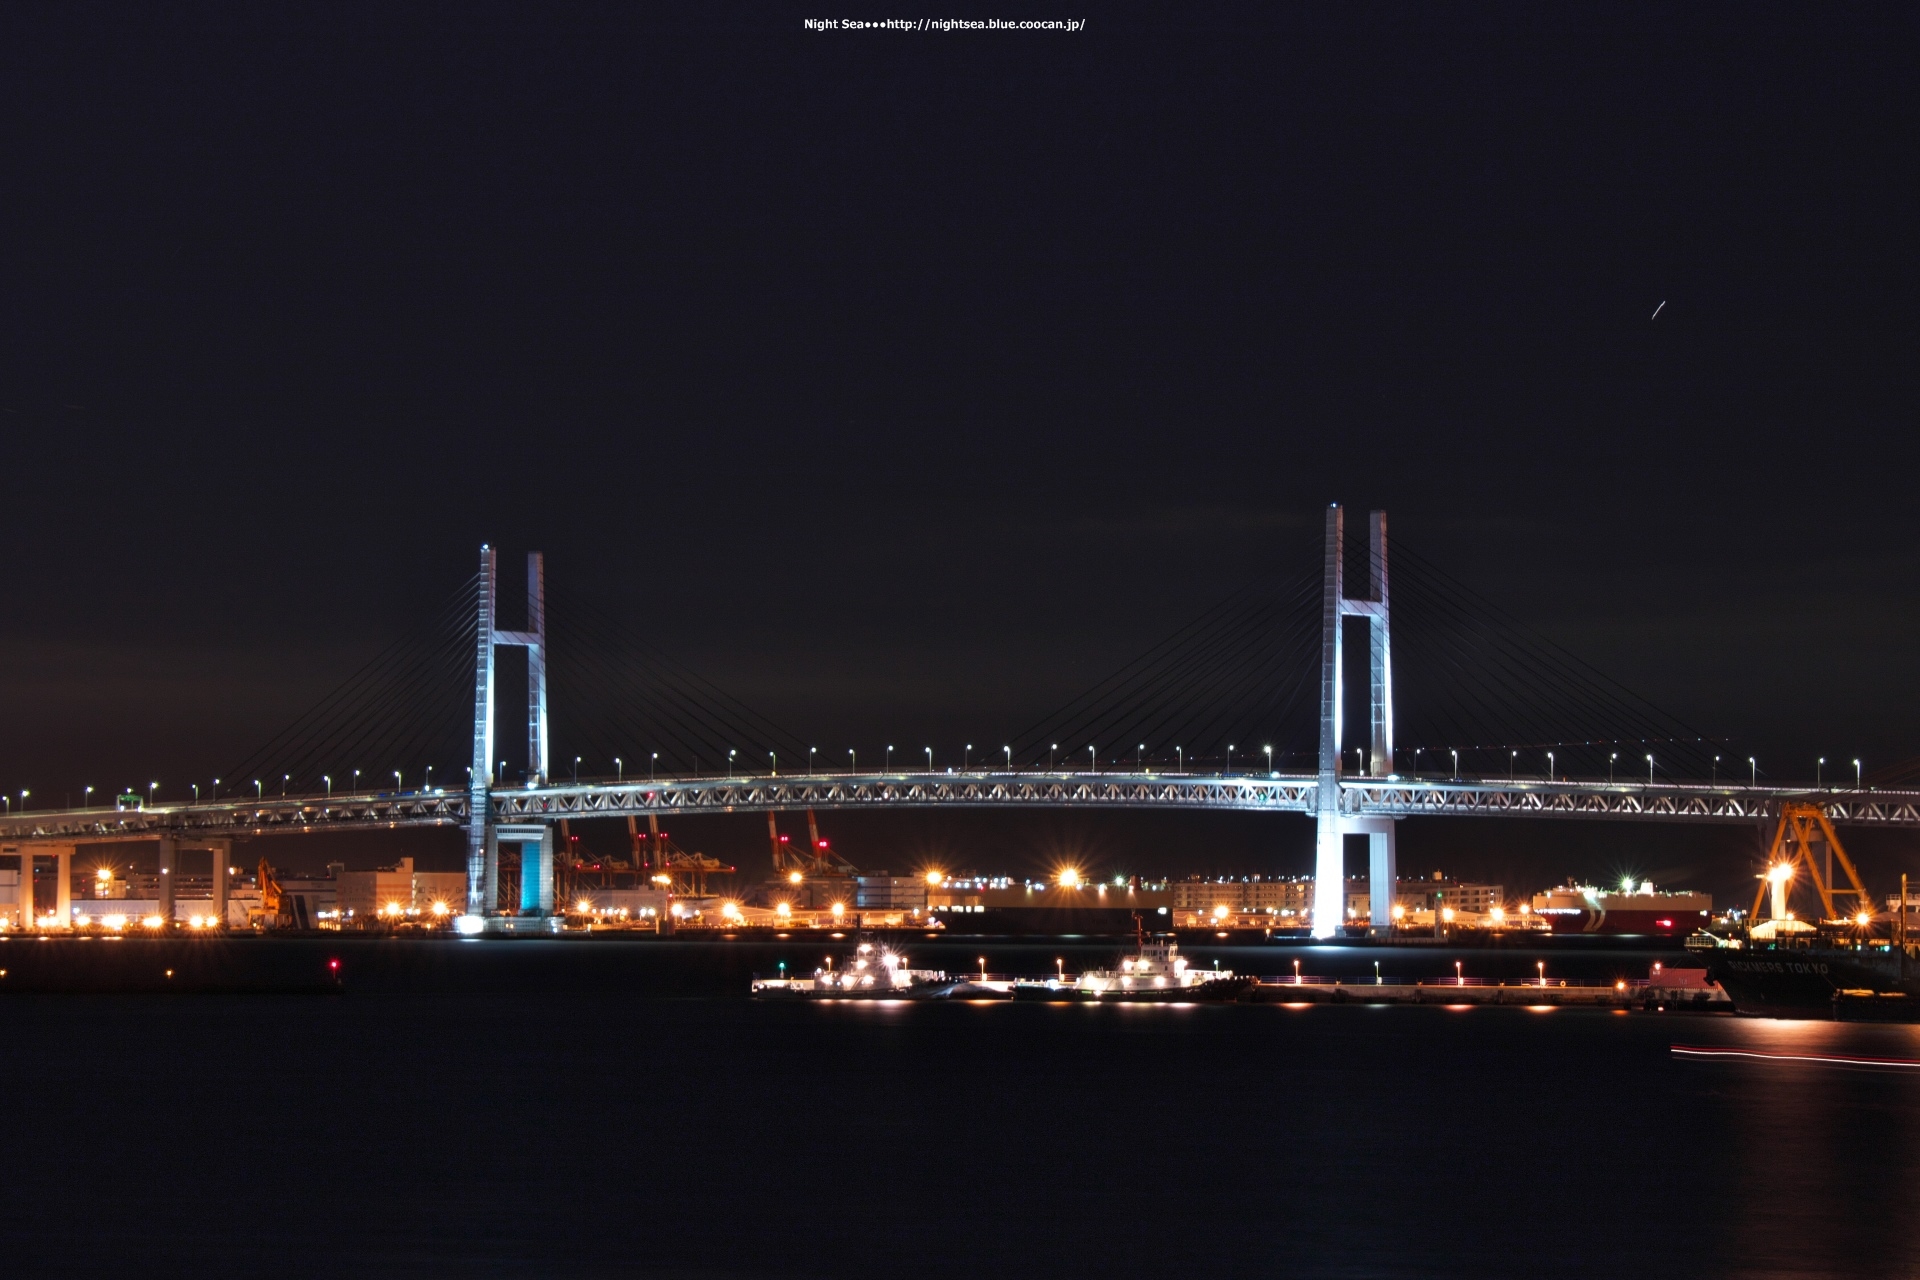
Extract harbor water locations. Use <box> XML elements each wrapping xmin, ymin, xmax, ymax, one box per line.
<box><xmin>1</xmin><ymin>940</ymin><xmax>1915</xmax><ymax>1278</ymax></box>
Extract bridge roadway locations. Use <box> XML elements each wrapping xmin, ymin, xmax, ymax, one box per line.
<box><xmin>3</xmin><ymin>771</ymin><xmax>1920</xmax><ymax>844</ymax></box>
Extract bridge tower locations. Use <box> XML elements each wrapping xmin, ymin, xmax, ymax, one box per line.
<box><xmin>465</xmin><ymin>546</ymin><xmax>551</xmax><ymax>921</ymax></box>
<box><xmin>1313</xmin><ymin>505</ymin><xmax>1397</xmax><ymax>938</ymax></box>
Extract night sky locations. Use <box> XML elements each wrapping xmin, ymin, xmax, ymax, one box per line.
<box><xmin>4</xmin><ymin>3</ymin><xmax>1916</xmax><ymax>898</ymax></box>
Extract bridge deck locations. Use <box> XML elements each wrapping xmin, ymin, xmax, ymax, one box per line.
<box><xmin>2</xmin><ymin>772</ymin><xmax>1918</xmax><ymax>842</ymax></box>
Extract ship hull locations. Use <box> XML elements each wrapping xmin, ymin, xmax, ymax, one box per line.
<box><xmin>1539</xmin><ymin>907</ymin><xmax>1712</xmax><ymax>936</ymax></box>
<box><xmin>1707</xmin><ymin>949</ymin><xmax>1919</xmax><ymax>1020</ymax></box>
<box><xmin>1011</xmin><ymin>977</ymin><xmax>1252</xmax><ymax>1003</ymax></box>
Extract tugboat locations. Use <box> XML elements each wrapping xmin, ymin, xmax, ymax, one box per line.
<box><xmin>752</xmin><ymin>941</ymin><xmax>958</xmax><ymax>999</ymax></box>
<box><xmin>1014</xmin><ymin>920</ymin><xmax>1249</xmax><ymax>1002</ymax></box>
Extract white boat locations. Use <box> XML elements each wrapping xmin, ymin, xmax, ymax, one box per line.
<box><xmin>1015</xmin><ymin>933</ymin><xmax>1246</xmax><ymax>1001</ymax></box>
<box><xmin>752</xmin><ymin>942</ymin><xmax>955</xmax><ymax>998</ymax></box>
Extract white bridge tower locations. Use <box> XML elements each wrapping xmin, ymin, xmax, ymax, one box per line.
<box><xmin>465</xmin><ymin>546</ymin><xmax>553</xmax><ymax>922</ymax></box>
<box><xmin>1313</xmin><ymin>505</ymin><xmax>1397</xmax><ymax>938</ymax></box>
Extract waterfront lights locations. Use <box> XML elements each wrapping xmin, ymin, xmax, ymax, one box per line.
<box><xmin>95</xmin><ymin>866</ymin><xmax>112</xmax><ymax>884</ymax></box>
<box><xmin>143</xmin><ymin>915</ymin><xmax>165</xmax><ymax>930</ymax></box>
<box><xmin>775</xmin><ymin>902</ymin><xmax>791</xmax><ymax>918</ymax></box>
<box><xmin>1212</xmin><ymin>904</ymin><xmax>1229</xmax><ymax>921</ymax></box>
<box><xmin>1391</xmin><ymin>904</ymin><xmax>1406</xmax><ymax>920</ymax></box>
<box><xmin>1441</xmin><ymin>907</ymin><xmax>1456</xmax><ymax>923</ymax></box>
<box><xmin>1856</xmin><ymin>912</ymin><xmax>1871</xmax><ymax>927</ymax></box>
<box><xmin>103</xmin><ymin>914</ymin><xmax>126</xmax><ymax>931</ymax></box>
<box><xmin>430</xmin><ymin>901</ymin><xmax>450</xmax><ymax>917</ymax></box>
<box><xmin>1489</xmin><ymin>906</ymin><xmax>1506</xmax><ymax>924</ymax></box>
<box><xmin>788</xmin><ymin>870</ymin><xmax>804</xmax><ymax>885</ymax></box>
<box><xmin>1537</xmin><ymin>960</ymin><xmax>1547</xmax><ymax>987</ymax></box>
<box><xmin>721</xmin><ymin>902</ymin><xmax>742</xmax><ymax>922</ymax></box>
<box><xmin>831</xmin><ymin>902</ymin><xmax>846</xmax><ymax>918</ymax></box>
<box><xmin>454</xmin><ymin>914</ymin><xmax>486</xmax><ymax>935</ymax></box>
<box><xmin>1057</xmin><ymin>867</ymin><xmax>1082</xmax><ymax>889</ymax></box>
<box><xmin>925</xmin><ymin>870</ymin><xmax>944</xmax><ymax>886</ymax></box>
<box><xmin>575</xmin><ymin>898</ymin><xmax>593</xmax><ymax>915</ymax></box>
<box><xmin>1768</xmin><ymin>863</ymin><xmax>1794</xmax><ymax>883</ymax></box>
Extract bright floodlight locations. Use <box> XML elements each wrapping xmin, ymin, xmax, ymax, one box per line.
<box><xmin>454</xmin><ymin>914</ymin><xmax>486</xmax><ymax>935</ymax></box>
<box><xmin>1768</xmin><ymin>863</ymin><xmax>1794</xmax><ymax>883</ymax></box>
<box><xmin>1057</xmin><ymin>867</ymin><xmax>1082</xmax><ymax>889</ymax></box>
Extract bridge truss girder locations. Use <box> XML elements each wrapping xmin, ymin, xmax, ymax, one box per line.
<box><xmin>6</xmin><ymin>774</ymin><xmax>1920</xmax><ymax>845</ymax></box>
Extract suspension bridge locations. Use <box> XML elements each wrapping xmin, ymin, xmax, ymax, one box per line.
<box><xmin>3</xmin><ymin>504</ymin><xmax>1912</xmax><ymax>937</ymax></box>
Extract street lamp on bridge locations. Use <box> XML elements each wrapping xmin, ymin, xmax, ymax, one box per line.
<box><xmin>1855</xmin><ymin>758</ymin><xmax>1863</xmax><ymax>789</ymax></box>
<box><xmin>1749</xmin><ymin>757</ymin><xmax>1757</xmax><ymax>786</ymax></box>
<box><xmin>394</xmin><ymin>770</ymin><xmax>403</xmax><ymax>792</ymax></box>
<box><xmin>886</xmin><ymin>745</ymin><xmax>894</xmax><ymax>771</ymax></box>
<box><xmin>965</xmin><ymin>744</ymin><xmax>972</xmax><ymax>770</ymax></box>
<box><xmin>150</xmin><ymin>781</ymin><xmax>159</xmax><ymax>805</ymax></box>
<box><xmin>1264</xmin><ymin>745</ymin><xmax>1273</xmax><ymax>774</ymax></box>
<box><xmin>728</xmin><ymin>749</ymin><xmax>737</xmax><ymax>778</ymax></box>
<box><xmin>614</xmin><ymin>757</ymin><xmax>623</xmax><ymax>782</ymax></box>
<box><xmin>1646</xmin><ymin>754</ymin><xmax>1655</xmax><ymax>784</ymax></box>
<box><xmin>324</xmin><ymin>775</ymin><xmax>332</xmax><ymax>797</ymax></box>
<box><xmin>1088</xmin><ymin>745</ymin><xmax>1097</xmax><ymax>774</ymax></box>
<box><xmin>1004</xmin><ymin>745</ymin><xmax>1012</xmax><ymax>771</ymax></box>
<box><xmin>1609</xmin><ymin>752</ymin><xmax>1617</xmax><ymax>783</ymax></box>
<box><xmin>1818</xmin><ymin>757</ymin><xmax>1825</xmax><ymax>788</ymax></box>
<box><xmin>1547</xmin><ymin>751</ymin><xmax>1554</xmax><ymax>781</ymax></box>
<box><xmin>1450</xmin><ymin>749</ymin><xmax>1458</xmax><ymax>779</ymax></box>
<box><xmin>925</xmin><ymin>746</ymin><xmax>933</xmax><ymax>771</ymax></box>
<box><xmin>809</xmin><ymin>747</ymin><xmax>817</xmax><ymax>774</ymax></box>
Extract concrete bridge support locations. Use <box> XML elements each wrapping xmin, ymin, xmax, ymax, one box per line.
<box><xmin>157</xmin><ymin>836</ymin><xmax>176</xmax><ymax>922</ymax></box>
<box><xmin>3</xmin><ymin>845</ymin><xmax>75</xmax><ymax>928</ymax></box>
<box><xmin>501</xmin><ymin>824</ymin><xmax>554</xmax><ymax>916</ymax></box>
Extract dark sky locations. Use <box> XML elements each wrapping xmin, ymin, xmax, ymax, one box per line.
<box><xmin>3</xmin><ymin>2</ymin><xmax>1916</xmax><ymax>896</ymax></box>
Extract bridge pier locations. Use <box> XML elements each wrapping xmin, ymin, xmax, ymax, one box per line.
<box><xmin>208</xmin><ymin>839</ymin><xmax>231</xmax><ymax>924</ymax></box>
<box><xmin>52</xmin><ymin>845</ymin><xmax>72</xmax><ymax>928</ymax></box>
<box><xmin>503</xmin><ymin>824</ymin><xmax>554</xmax><ymax>916</ymax></box>
<box><xmin>157</xmin><ymin>836</ymin><xmax>176</xmax><ymax>923</ymax></box>
<box><xmin>1342</xmin><ymin>818</ymin><xmax>1398</xmax><ymax>934</ymax></box>
<box><xmin>10</xmin><ymin>846</ymin><xmax>31</xmax><ymax>927</ymax></box>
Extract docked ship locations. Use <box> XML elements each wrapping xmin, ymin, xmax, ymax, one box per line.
<box><xmin>1705</xmin><ymin>934</ymin><xmax>1918</xmax><ymax>1020</ymax></box>
<box><xmin>1013</xmin><ymin>932</ymin><xmax>1248</xmax><ymax>1002</ymax></box>
<box><xmin>751</xmin><ymin>942</ymin><xmax>958</xmax><ymax>999</ymax></box>
<box><xmin>1530</xmin><ymin>882</ymin><xmax>1713</xmax><ymax>936</ymax></box>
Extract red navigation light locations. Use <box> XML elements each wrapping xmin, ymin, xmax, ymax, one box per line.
<box><xmin>1656</xmin><ymin>919</ymin><xmax>1673</xmax><ymax>928</ymax></box>
<box><xmin>818</xmin><ymin>839</ymin><xmax>829</xmax><ymax>848</ymax></box>
<box><xmin>779</xmin><ymin>835</ymin><xmax>790</xmax><ymax>842</ymax></box>
<box><xmin>328</xmin><ymin>959</ymin><xmax>340</xmax><ymax>971</ymax></box>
